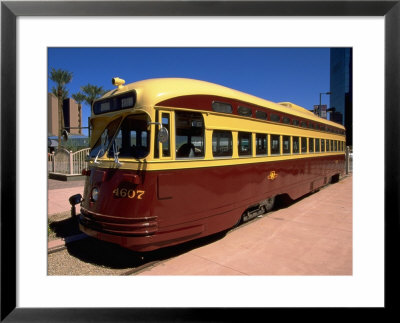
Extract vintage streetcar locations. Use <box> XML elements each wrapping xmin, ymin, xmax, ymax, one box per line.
<box><xmin>73</xmin><ymin>77</ymin><xmax>346</xmax><ymax>252</ymax></box>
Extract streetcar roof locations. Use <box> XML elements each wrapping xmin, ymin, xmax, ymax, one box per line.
<box><xmin>99</xmin><ymin>78</ymin><xmax>345</xmax><ymax>129</ymax></box>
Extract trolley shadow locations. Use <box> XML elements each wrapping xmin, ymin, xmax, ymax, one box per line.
<box><xmin>64</xmin><ymin>229</ymin><xmax>228</xmax><ymax>271</ymax></box>
<box><xmin>49</xmin><ymin>216</ymin><xmax>81</xmax><ymax>239</ymax></box>
<box><xmin>49</xmin><ymin>189</ymin><xmax>329</xmax><ymax>274</ymax></box>
<box><xmin>49</xmin><ymin>193</ymin><xmax>299</xmax><ymax>273</ymax></box>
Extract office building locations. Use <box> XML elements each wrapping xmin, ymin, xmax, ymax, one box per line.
<box><xmin>330</xmin><ymin>48</ymin><xmax>353</xmax><ymax>146</ymax></box>
<box><xmin>48</xmin><ymin>93</ymin><xmax>81</xmax><ymax>136</ymax></box>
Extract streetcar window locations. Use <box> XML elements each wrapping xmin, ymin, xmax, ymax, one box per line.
<box><xmin>283</xmin><ymin>136</ymin><xmax>291</xmax><ymax>154</ymax></box>
<box><xmin>93</xmin><ymin>91</ymin><xmax>136</xmax><ymax>115</ymax></box>
<box><xmin>238</xmin><ymin>106</ymin><xmax>252</xmax><ymax>117</ymax></box>
<box><xmin>161</xmin><ymin>114</ymin><xmax>171</xmax><ymax>157</ymax></box>
<box><xmin>238</xmin><ymin>132</ymin><xmax>252</xmax><ymax>156</ymax></box>
<box><xmin>283</xmin><ymin>117</ymin><xmax>291</xmax><ymax>124</ymax></box>
<box><xmin>154</xmin><ymin>111</ymin><xmax>160</xmax><ymax>158</ymax></box>
<box><xmin>334</xmin><ymin>140</ymin><xmax>337</xmax><ymax>151</ymax></box>
<box><xmin>256</xmin><ymin>133</ymin><xmax>268</xmax><ymax>155</ymax></box>
<box><xmin>309</xmin><ymin>138</ymin><xmax>314</xmax><ymax>153</ymax></box>
<box><xmin>315</xmin><ymin>139</ymin><xmax>320</xmax><ymax>152</ymax></box>
<box><xmin>330</xmin><ymin>140</ymin><xmax>334</xmax><ymax>151</ymax></box>
<box><xmin>255</xmin><ymin>110</ymin><xmax>267</xmax><ymax>120</ymax></box>
<box><xmin>270</xmin><ymin>114</ymin><xmax>280</xmax><ymax>123</ymax></box>
<box><xmin>108</xmin><ymin>114</ymin><xmax>150</xmax><ymax>159</ymax></box>
<box><xmin>321</xmin><ymin>139</ymin><xmax>325</xmax><ymax>152</ymax></box>
<box><xmin>293</xmin><ymin>137</ymin><xmax>300</xmax><ymax>154</ymax></box>
<box><xmin>175</xmin><ymin>111</ymin><xmax>204</xmax><ymax>158</ymax></box>
<box><xmin>326</xmin><ymin>139</ymin><xmax>330</xmax><ymax>152</ymax></box>
<box><xmin>270</xmin><ymin>135</ymin><xmax>280</xmax><ymax>155</ymax></box>
<box><xmin>90</xmin><ymin>117</ymin><xmax>122</xmax><ymax>158</ymax></box>
<box><xmin>212</xmin><ymin>101</ymin><xmax>232</xmax><ymax>114</ymax></box>
<box><xmin>301</xmin><ymin>137</ymin><xmax>307</xmax><ymax>153</ymax></box>
<box><xmin>300</xmin><ymin>121</ymin><xmax>307</xmax><ymax>128</ymax></box>
<box><xmin>212</xmin><ymin>130</ymin><xmax>233</xmax><ymax>157</ymax></box>
<box><xmin>293</xmin><ymin>120</ymin><xmax>299</xmax><ymax>126</ymax></box>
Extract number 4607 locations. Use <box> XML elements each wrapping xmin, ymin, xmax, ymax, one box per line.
<box><xmin>113</xmin><ymin>188</ymin><xmax>145</xmax><ymax>199</ymax></box>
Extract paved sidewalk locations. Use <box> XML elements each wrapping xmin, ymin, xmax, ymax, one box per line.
<box><xmin>137</xmin><ymin>175</ymin><xmax>352</xmax><ymax>275</ymax></box>
<box><xmin>48</xmin><ymin>179</ymin><xmax>84</xmax><ymax>216</ymax></box>
<box><xmin>47</xmin><ymin>176</ymin><xmax>352</xmax><ymax>275</ymax></box>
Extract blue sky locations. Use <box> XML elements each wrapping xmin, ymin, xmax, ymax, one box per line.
<box><xmin>48</xmin><ymin>48</ymin><xmax>330</xmax><ymax>136</ymax></box>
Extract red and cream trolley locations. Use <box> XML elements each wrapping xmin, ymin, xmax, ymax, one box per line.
<box><xmin>76</xmin><ymin>77</ymin><xmax>346</xmax><ymax>251</ymax></box>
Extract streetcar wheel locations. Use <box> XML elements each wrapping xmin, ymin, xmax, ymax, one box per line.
<box><xmin>331</xmin><ymin>174</ymin><xmax>340</xmax><ymax>183</ymax></box>
<box><xmin>263</xmin><ymin>196</ymin><xmax>275</xmax><ymax>212</ymax></box>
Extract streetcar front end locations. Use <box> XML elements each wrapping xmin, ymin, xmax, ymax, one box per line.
<box><xmin>77</xmin><ymin>81</ymin><xmax>162</xmax><ymax>251</ymax></box>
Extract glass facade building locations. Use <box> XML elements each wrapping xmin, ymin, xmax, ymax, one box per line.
<box><xmin>330</xmin><ymin>48</ymin><xmax>352</xmax><ymax>146</ymax></box>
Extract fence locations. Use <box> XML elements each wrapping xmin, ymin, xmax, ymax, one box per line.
<box><xmin>48</xmin><ymin>148</ymin><xmax>90</xmax><ymax>175</ymax></box>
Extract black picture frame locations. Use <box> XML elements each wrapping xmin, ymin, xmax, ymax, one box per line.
<box><xmin>1</xmin><ymin>0</ymin><xmax>399</xmax><ymax>321</ymax></box>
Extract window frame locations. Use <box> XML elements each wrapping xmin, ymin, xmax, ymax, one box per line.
<box><xmin>160</xmin><ymin>111</ymin><xmax>172</xmax><ymax>159</ymax></box>
<box><xmin>255</xmin><ymin>110</ymin><xmax>267</xmax><ymax>120</ymax></box>
<box><xmin>238</xmin><ymin>106</ymin><xmax>253</xmax><ymax>118</ymax></box>
<box><xmin>301</xmin><ymin>137</ymin><xmax>307</xmax><ymax>153</ymax></box>
<box><xmin>270</xmin><ymin>113</ymin><xmax>281</xmax><ymax>123</ymax></box>
<box><xmin>270</xmin><ymin>134</ymin><xmax>280</xmax><ymax>155</ymax></box>
<box><xmin>238</xmin><ymin>131</ymin><xmax>253</xmax><ymax>157</ymax></box>
<box><xmin>282</xmin><ymin>135</ymin><xmax>291</xmax><ymax>154</ymax></box>
<box><xmin>212</xmin><ymin>101</ymin><xmax>233</xmax><ymax>114</ymax></box>
<box><xmin>256</xmin><ymin>133</ymin><xmax>268</xmax><ymax>156</ymax></box>
<box><xmin>108</xmin><ymin>113</ymin><xmax>151</xmax><ymax>160</ymax></box>
<box><xmin>175</xmin><ymin>110</ymin><xmax>205</xmax><ymax>159</ymax></box>
<box><xmin>315</xmin><ymin>138</ymin><xmax>320</xmax><ymax>153</ymax></box>
<box><xmin>309</xmin><ymin>137</ymin><xmax>314</xmax><ymax>153</ymax></box>
<box><xmin>293</xmin><ymin>136</ymin><xmax>300</xmax><ymax>154</ymax></box>
<box><xmin>282</xmin><ymin>116</ymin><xmax>291</xmax><ymax>125</ymax></box>
<box><xmin>212</xmin><ymin>130</ymin><xmax>233</xmax><ymax>158</ymax></box>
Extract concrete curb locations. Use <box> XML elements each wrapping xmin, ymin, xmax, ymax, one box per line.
<box><xmin>48</xmin><ymin>173</ymin><xmax>86</xmax><ymax>181</ymax></box>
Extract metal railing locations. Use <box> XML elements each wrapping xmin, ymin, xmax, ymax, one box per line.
<box><xmin>345</xmin><ymin>146</ymin><xmax>353</xmax><ymax>174</ymax></box>
<box><xmin>48</xmin><ymin>148</ymin><xmax>90</xmax><ymax>175</ymax></box>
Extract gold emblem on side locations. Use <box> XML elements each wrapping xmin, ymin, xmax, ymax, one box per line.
<box><xmin>268</xmin><ymin>171</ymin><xmax>278</xmax><ymax>180</ymax></box>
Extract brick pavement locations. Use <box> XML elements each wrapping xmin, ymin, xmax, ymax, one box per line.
<box><xmin>47</xmin><ymin>176</ymin><xmax>352</xmax><ymax>275</ymax></box>
<box><xmin>137</xmin><ymin>175</ymin><xmax>352</xmax><ymax>275</ymax></box>
<box><xmin>48</xmin><ymin>179</ymin><xmax>84</xmax><ymax>216</ymax></box>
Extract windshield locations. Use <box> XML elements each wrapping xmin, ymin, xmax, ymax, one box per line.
<box><xmin>90</xmin><ymin>117</ymin><xmax>122</xmax><ymax>158</ymax></box>
<box><xmin>108</xmin><ymin>114</ymin><xmax>151</xmax><ymax>159</ymax></box>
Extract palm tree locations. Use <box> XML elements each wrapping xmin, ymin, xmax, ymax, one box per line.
<box><xmin>71</xmin><ymin>92</ymin><xmax>86</xmax><ymax>135</ymax></box>
<box><xmin>81</xmin><ymin>84</ymin><xmax>107</xmax><ymax>106</ymax></box>
<box><xmin>80</xmin><ymin>84</ymin><xmax>108</xmax><ymax>139</ymax></box>
<box><xmin>49</xmin><ymin>68</ymin><xmax>73</xmax><ymax>146</ymax></box>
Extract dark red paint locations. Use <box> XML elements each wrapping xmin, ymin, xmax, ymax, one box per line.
<box><xmin>79</xmin><ymin>155</ymin><xmax>345</xmax><ymax>251</ymax></box>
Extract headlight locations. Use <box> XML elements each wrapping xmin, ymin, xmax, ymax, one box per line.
<box><xmin>91</xmin><ymin>187</ymin><xmax>99</xmax><ymax>202</ymax></box>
